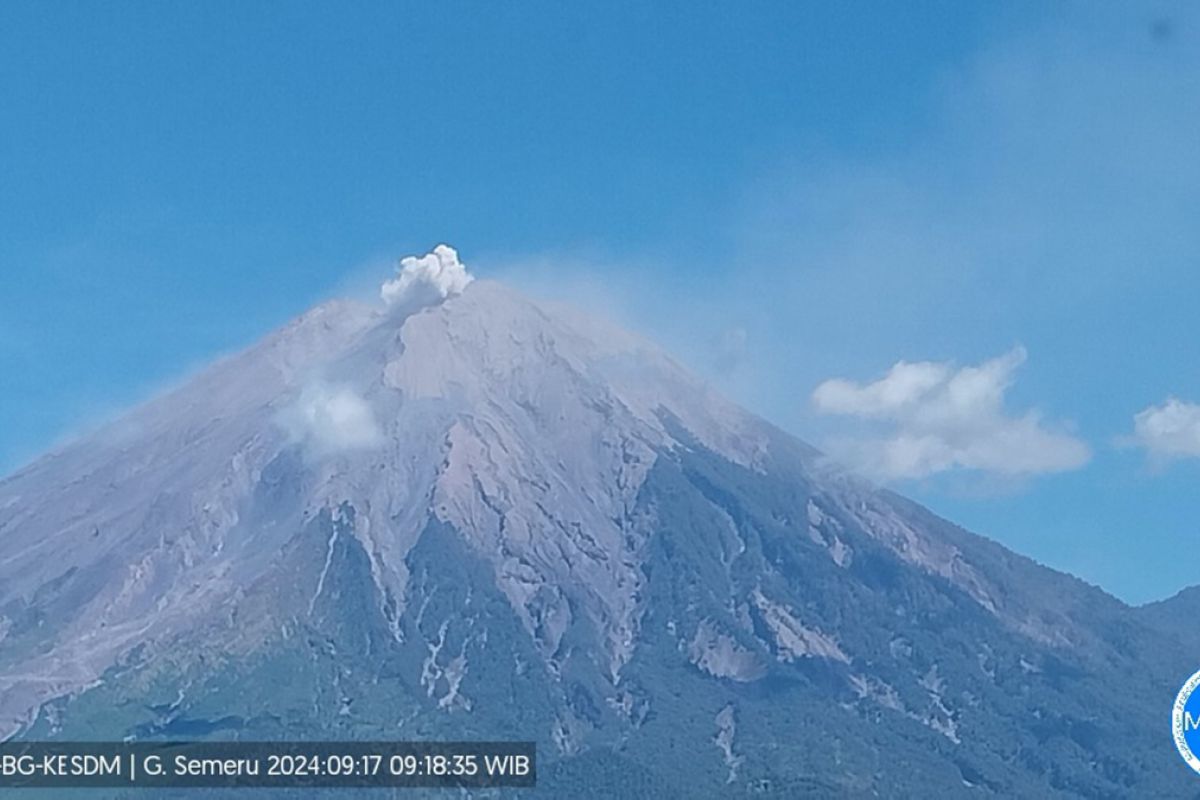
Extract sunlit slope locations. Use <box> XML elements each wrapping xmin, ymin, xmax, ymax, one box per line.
<box><xmin>2</xmin><ymin>281</ymin><xmax>1194</xmax><ymax>797</ymax></box>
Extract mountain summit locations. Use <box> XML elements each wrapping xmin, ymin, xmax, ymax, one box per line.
<box><xmin>0</xmin><ymin>249</ymin><xmax>1193</xmax><ymax>797</ymax></box>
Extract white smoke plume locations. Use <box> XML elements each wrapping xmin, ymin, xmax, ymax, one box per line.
<box><xmin>380</xmin><ymin>244</ymin><xmax>473</xmax><ymax>315</ymax></box>
<box><xmin>279</xmin><ymin>382</ymin><xmax>383</xmax><ymax>455</ymax></box>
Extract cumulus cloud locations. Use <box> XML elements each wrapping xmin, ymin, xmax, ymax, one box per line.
<box><xmin>1131</xmin><ymin>397</ymin><xmax>1200</xmax><ymax>461</ymax></box>
<box><xmin>812</xmin><ymin>347</ymin><xmax>1090</xmax><ymax>480</ymax></box>
<box><xmin>380</xmin><ymin>244</ymin><xmax>473</xmax><ymax>315</ymax></box>
<box><xmin>279</xmin><ymin>382</ymin><xmax>383</xmax><ymax>455</ymax></box>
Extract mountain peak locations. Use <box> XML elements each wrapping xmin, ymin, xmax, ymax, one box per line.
<box><xmin>0</xmin><ymin>260</ymin><xmax>770</xmax><ymax>737</ymax></box>
<box><xmin>2</xmin><ymin>252</ymin><xmax>1195</xmax><ymax>797</ymax></box>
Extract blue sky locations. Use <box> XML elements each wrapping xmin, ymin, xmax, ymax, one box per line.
<box><xmin>2</xmin><ymin>1</ymin><xmax>1198</xmax><ymax>603</ymax></box>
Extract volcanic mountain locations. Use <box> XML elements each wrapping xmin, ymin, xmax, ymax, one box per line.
<box><xmin>0</xmin><ymin>252</ymin><xmax>1195</xmax><ymax>797</ymax></box>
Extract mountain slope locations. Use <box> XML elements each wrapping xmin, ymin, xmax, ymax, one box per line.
<box><xmin>1138</xmin><ymin>587</ymin><xmax>1200</xmax><ymax>653</ymax></box>
<box><xmin>1</xmin><ymin>278</ymin><xmax>1196</xmax><ymax>797</ymax></box>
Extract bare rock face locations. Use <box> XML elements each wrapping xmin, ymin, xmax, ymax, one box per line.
<box><xmin>0</xmin><ymin>278</ymin><xmax>1196</xmax><ymax>798</ymax></box>
<box><xmin>0</xmin><ymin>281</ymin><xmax>766</xmax><ymax>735</ymax></box>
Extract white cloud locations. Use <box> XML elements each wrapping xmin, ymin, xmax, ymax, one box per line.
<box><xmin>1131</xmin><ymin>397</ymin><xmax>1200</xmax><ymax>461</ymax></box>
<box><xmin>279</xmin><ymin>382</ymin><xmax>383</xmax><ymax>455</ymax></box>
<box><xmin>380</xmin><ymin>244</ymin><xmax>473</xmax><ymax>315</ymax></box>
<box><xmin>812</xmin><ymin>347</ymin><xmax>1090</xmax><ymax>480</ymax></box>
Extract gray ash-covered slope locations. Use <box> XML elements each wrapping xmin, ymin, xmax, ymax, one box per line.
<box><xmin>0</xmin><ymin>279</ymin><xmax>1196</xmax><ymax>798</ymax></box>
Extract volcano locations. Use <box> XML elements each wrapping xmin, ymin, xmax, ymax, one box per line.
<box><xmin>0</xmin><ymin>250</ymin><xmax>1194</xmax><ymax>797</ymax></box>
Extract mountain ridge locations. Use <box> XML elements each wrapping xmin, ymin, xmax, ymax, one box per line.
<box><xmin>1</xmin><ymin>277</ymin><xmax>1195</xmax><ymax>797</ymax></box>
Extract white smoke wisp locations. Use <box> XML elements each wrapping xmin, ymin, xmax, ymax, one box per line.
<box><xmin>380</xmin><ymin>244</ymin><xmax>474</xmax><ymax>315</ymax></box>
<box><xmin>279</xmin><ymin>382</ymin><xmax>383</xmax><ymax>456</ymax></box>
